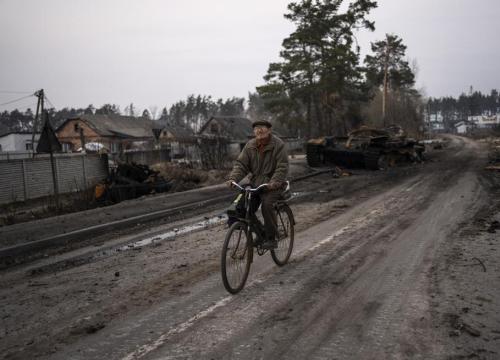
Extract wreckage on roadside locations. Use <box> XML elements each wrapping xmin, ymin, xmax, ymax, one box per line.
<box><xmin>306</xmin><ymin>125</ymin><xmax>425</xmax><ymax>170</ymax></box>
<box><xmin>95</xmin><ymin>163</ymin><xmax>171</xmax><ymax>203</ymax></box>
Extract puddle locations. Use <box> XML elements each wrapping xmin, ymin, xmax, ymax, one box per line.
<box><xmin>291</xmin><ymin>191</ymin><xmax>327</xmax><ymax>198</ymax></box>
<box><xmin>117</xmin><ymin>214</ymin><xmax>227</xmax><ymax>251</ymax></box>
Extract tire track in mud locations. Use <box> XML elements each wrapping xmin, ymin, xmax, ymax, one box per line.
<box><xmin>40</xmin><ymin>172</ymin><xmax>433</xmax><ymax>360</ymax></box>
<box><xmin>119</xmin><ymin>141</ymin><xmax>483</xmax><ymax>360</ymax></box>
<box><xmin>112</xmin><ymin>158</ymin><xmax>477</xmax><ymax>359</ymax></box>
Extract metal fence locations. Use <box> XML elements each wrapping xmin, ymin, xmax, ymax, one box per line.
<box><xmin>120</xmin><ymin>148</ymin><xmax>170</xmax><ymax>165</ymax></box>
<box><xmin>0</xmin><ymin>153</ymin><xmax>108</xmax><ymax>205</ymax></box>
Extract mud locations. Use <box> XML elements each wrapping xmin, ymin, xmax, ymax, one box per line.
<box><xmin>1</xmin><ymin>137</ymin><xmax>499</xmax><ymax>359</ymax></box>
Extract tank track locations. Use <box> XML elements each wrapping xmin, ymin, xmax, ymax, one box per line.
<box><xmin>306</xmin><ymin>144</ymin><xmax>323</xmax><ymax>167</ymax></box>
<box><xmin>363</xmin><ymin>149</ymin><xmax>381</xmax><ymax>170</ymax></box>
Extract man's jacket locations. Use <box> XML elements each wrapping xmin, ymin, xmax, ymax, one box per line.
<box><xmin>229</xmin><ymin>134</ymin><xmax>289</xmax><ymax>186</ymax></box>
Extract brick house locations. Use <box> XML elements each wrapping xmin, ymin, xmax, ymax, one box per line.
<box><xmin>56</xmin><ymin>114</ymin><xmax>162</xmax><ymax>153</ymax></box>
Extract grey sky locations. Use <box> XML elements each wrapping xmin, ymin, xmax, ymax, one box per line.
<box><xmin>1</xmin><ymin>0</ymin><xmax>499</xmax><ymax>114</ymax></box>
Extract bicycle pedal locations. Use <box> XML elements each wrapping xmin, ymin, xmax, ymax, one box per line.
<box><xmin>262</xmin><ymin>241</ymin><xmax>278</xmax><ymax>250</ymax></box>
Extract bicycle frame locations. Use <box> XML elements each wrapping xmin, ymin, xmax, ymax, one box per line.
<box><xmin>230</xmin><ymin>182</ymin><xmax>268</xmax><ymax>259</ymax></box>
<box><xmin>230</xmin><ymin>182</ymin><xmax>293</xmax><ymax>253</ymax></box>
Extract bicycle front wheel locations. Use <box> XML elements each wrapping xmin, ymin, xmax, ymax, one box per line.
<box><xmin>271</xmin><ymin>205</ymin><xmax>294</xmax><ymax>266</ymax></box>
<box><xmin>221</xmin><ymin>221</ymin><xmax>252</xmax><ymax>294</ymax></box>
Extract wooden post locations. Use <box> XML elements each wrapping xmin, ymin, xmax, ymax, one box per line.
<box><xmin>21</xmin><ymin>159</ymin><xmax>28</xmax><ymax>201</ymax></box>
<box><xmin>82</xmin><ymin>155</ymin><xmax>87</xmax><ymax>188</ymax></box>
<box><xmin>32</xmin><ymin>89</ymin><xmax>44</xmax><ymax>158</ymax></box>
<box><xmin>49</xmin><ymin>150</ymin><xmax>60</xmax><ymax>208</ymax></box>
<box><xmin>79</xmin><ymin>127</ymin><xmax>85</xmax><ymax>152</ymax></box>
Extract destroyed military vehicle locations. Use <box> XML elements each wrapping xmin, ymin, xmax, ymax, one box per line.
<box><xmin>306</xmin><ymin>125</ymin><xmax>425</xmax><ymax>170</ymax></box>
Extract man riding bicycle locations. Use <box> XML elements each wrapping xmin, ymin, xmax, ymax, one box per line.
<box><xmin>226</xmin><ymin>119</ymin><xmax>289</xmax><ymax>250</ymax></box>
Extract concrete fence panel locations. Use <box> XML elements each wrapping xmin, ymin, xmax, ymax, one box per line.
<box><xmin>0</xmin><ymin>153</ymin><xmax>108</xmax><ymax>205</ymax></box>
<box><xmin>0</xmin><ymin>162</ymin><xmax>25</xmax><ymax>204</ymax></box>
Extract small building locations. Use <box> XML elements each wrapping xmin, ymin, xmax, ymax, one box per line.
<box><xmin>476</xmin><ymin>114</ymin><xmax>500</xmax><ymax>129</ymax></box>
<box><xmin>427</xmin><ymin>112</ymin><xmax>445</xmax><ymax>132</ymax></box>
<box><xmin>0</xmin><ymin>131</ymin><xmax>40</xmax><ymax>152</ymax></box>
<box><xmin>455</xmin><ymin>121</ymin><xmax>473</xmax><ymax>134</ymax></box>
<box><xmin>56</xmin><ymin>114</ymin><xmax>161</xmax><ymax>154</ymax></box>
<box><xmin>198</xmin><ymin>116</ymin><xmax>254</xmax><ymax>158</ymax></box>
<box><xmin>198</xmin><ymin>116</ymin><xmax>301</xmax><ymax>157</ymax></box>
<box><xmin>159</xmin><ymin>124</ymin><xmax>197</xmax><ymax>160</ymax></box>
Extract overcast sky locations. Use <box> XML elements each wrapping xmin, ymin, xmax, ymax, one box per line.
<box><xmin>1</xmin><ymin>0</ymin><xmax>499</xmax><ymax>114</ymax></box>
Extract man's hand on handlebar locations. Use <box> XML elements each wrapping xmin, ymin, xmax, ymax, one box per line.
<box><xmin>267</xmin><ymin>181</ymin><xmax>282</xmax><ymax>191</ymax></box>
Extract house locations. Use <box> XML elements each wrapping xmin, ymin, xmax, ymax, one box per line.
<box><xmin>427</xmin><ymin>112</ymin><xmax>445</xmax><ymax>132</ymax></box>
<box><xmin>198</xmin><ymin>116</ymin><xmax>254</xmax><ymax>158</ymax></box>
<box><xmin>455</xmin><ymin>121</ymin><xmax>474</xmax><ymax>134</ymax></box>
<box><xmin>0</xmin><ymin>131</ymin><xmax>40</xmax><ymax>152</ymax></box>
<box><xmin>198</xmin><ymin>116</ymin><xmax>302</xmax><ymax>158</ymax></box>
<box><xmin>467</xmin><ymin>114</ymin><xmax>500</xmax><ymax>129</ymax></box>
<box><xmin>159</xmin><ymin>123</ymin><xmax>197</xmax><ymax>160</ymax></box>
<box><xmin>56</xmin><ymin>114</ymin><xmax>162</xmax><ymax>153</ymax></box>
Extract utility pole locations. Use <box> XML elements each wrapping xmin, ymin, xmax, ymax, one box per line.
<box><xmin>37</xmin><ymin>110</ymin><xmax>62</xmax><ymax>209</ymax></box>
<box><xmin>32</xmin><ymin>89</ymin><xmax>44</xmax><ymax>157</ymax></box>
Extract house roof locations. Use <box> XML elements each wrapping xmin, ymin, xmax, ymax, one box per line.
<box><xmin>57</xmin><ymin>114</ymin><xmax>161</xmax><ymax>139</ymax></box>
<box><xmin>455</xmin><ymin>120</ymin><xmax>475</xmax><ymax>126</ymax></box>
<box><xmin>0</xmin><ymin>131</ymin><xmax>41</xmax><ymax>138</ymax></box>
<box><xmin>163</xmin><ymin>123</ymin><xmax>195</xmax><ymax>140</ymax></box>
<box><xmin>199</xmin><ymin>116</ymin><xmax>254</xmax><ymax>141</ymax></box>
<box><xmin>198</xmin><ymin>116</ymin><xmax>297</xmax><ymax>141</ymax></box>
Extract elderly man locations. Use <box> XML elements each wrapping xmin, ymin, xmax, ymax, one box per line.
<box><xmin>226</xmin><ymin>119</ymin><xmax>289</xmax><ymax>249</ymax></box>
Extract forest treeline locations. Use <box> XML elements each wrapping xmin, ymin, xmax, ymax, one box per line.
<box><xmin>427</xmin><ymin>89</ymin><xmax>500</xmax><ymax>128</ymax></box>
<box><xmin>0</xmin><ymin>96</ymin><xmax>247</xmax><ymax>135</ymax></box>
<box><xmin>2</xmin><ymin>0</ymin><xmax>431</xmax><ymax>138</ymax></box>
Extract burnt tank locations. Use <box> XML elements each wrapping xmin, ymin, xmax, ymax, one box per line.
<box><xmin>306</xmin><ymin>125</ymin><xmax>424</xmax><ymax>170</ymax></box>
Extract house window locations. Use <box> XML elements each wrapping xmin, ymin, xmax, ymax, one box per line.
<box><xmin>62</xmin><ymin>143</ymin><xmax>72</xmax><ymax>152</ymax></box>
<box><xmin>210</xmin><ymin>123</ymin><xmax>218</xmax><ymax>133</ymax></box>
<box><xmin>110</xmin><ymin>142</ymin><xmax>119</xmax><ymax>153</ymax></box>
<box><xmin>25</xmin><ymin>142</ymin><xmax>33</xmax><ymax>151</ymax></box>
<box><xmin>74</xmin><ymin>123</ymin><xmax>80</xmax><ymax>133</ymax></box>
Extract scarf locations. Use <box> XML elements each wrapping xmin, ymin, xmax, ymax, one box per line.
<box><xmin>257</xmin><ymin>135</ymin><xmax>271</xmax><ymax>154</ymax></box>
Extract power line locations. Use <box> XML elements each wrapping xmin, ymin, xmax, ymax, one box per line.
<box><xmin>0</xmin><ymin>101</ymin><xmax>38</xmax><ymax>113</ymax></box>
<box><xmin>44</xmin><ymin>94</ymin><xmax>56</xmax><ymax>109</ymax></box>
<box><xmin>0</xmin><ymin>94</ymin><xmax>35</xmax><ymax>107</ymax></box>
<box><xmin>0</xmin><ymin>90</ymin><xmax>33</xmax><ymax>94</ymax></box>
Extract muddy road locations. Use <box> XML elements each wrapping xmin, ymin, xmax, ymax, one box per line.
<box><xmin>1</xmin><ymin>136</ymin><xmax>500</xmax><ymax>359</ymax></box>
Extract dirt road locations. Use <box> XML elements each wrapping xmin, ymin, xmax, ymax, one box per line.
<box><xmin>1</xmin><ymin>136</ymin><xmax>499</xmax><ymax>359</ymax></box>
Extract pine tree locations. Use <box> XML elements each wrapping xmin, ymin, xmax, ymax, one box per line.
<box><xmin>257</xmin><ymin>0</ymin><xmax>377</xmax><ymax>137</ymax></box>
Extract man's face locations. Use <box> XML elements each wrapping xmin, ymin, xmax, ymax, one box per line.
<box><xmin>254</xmin><ymin>125</ymin><xmax>271</xmax><ymax>140</ymax></box>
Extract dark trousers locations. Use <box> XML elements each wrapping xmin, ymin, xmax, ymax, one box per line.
<box><xmin>249</xmin><ymin>190</ymin><xmax>282</xmax><ymax>241</ymax></box>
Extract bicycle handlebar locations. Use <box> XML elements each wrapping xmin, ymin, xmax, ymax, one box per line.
<box><xmin>231</xmin><ymin>181</ymin><xmax>291</xmax><ymax>193</ymax></box>
<box><xmin>231</xmin><ymin>181</ymin><xmax>268</xmax><ymax>192</ymax></box>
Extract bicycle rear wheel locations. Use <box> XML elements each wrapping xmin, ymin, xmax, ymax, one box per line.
<box><xmin>221</xmin><ymin>221</ymin><xmax>252</xmax><ymax>294</ymax></box>
<box><xmin>271</xmin><ymin>205</ymin><xmax>294</xmax><ymax>266</ymax></box>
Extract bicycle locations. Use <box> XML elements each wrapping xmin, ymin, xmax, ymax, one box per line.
<box><xmin>221</xmin><ymin>181</ymin><xmax>295</xmax><ymax>294</ymax></box>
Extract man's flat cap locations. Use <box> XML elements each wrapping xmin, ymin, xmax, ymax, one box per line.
<box><xmin>252</xmin><ymin>119</ymin><xmax>272</xmax><ymax>128</ymax></box>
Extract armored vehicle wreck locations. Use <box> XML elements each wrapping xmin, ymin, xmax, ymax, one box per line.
<box><xmin>306</xmin><ymin>125</ymin><xmax>424</xmax><ymax>170</ymax></box>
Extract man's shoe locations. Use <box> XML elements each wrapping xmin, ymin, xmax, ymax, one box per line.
<box><xmin>262</xmin><ymin>239</ymin><xmax>277</xmax><ymax>249</ymax></box>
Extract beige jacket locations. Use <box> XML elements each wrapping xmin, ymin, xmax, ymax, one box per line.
<box><xmin>229</xmin><ymin>134</ymin><xmax>289</xmax><ymax>186</ymax></box>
